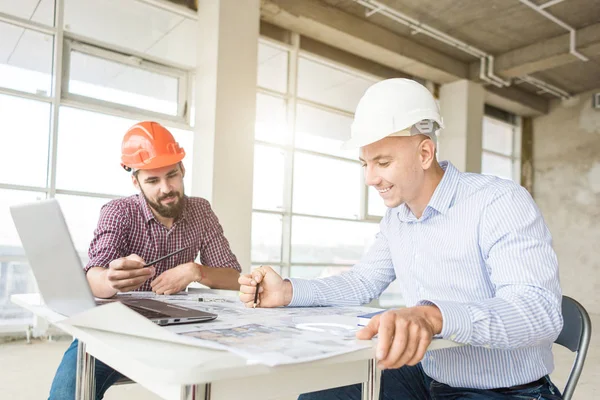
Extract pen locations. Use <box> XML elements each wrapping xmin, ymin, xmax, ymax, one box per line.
<box><xmin>143</xmin><ymin>247</ymin><xmax>188</xmax><ymax>268</ymax></box>
<box><xmin>253</xmin><ymin>282</ymin><xmax>260</xmax><ymax>309</ymax></box>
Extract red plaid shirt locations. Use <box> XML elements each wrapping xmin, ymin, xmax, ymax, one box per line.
<box><xmin>85</xmin><ymin>194</ymin><xmax>241</xmax><ymax>291</ymax></box>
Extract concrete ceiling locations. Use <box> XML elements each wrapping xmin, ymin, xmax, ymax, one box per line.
<box><xmin>256</xmin><ymin>0</ymin><xmax>600</xmax><ymax>115</ymax></box>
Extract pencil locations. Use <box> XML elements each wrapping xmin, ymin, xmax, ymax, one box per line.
<box><xmin>253</xmin><ymin>282</ymin><xmax>260</xmax><ymax>309</ymax></box>
<box><xmin>143</xmin><ymin>247</ymin><xmax>188</xmax><ymax>268</ymax></box>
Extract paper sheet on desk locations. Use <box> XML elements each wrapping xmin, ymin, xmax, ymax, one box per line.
<box><xmin>146</xmin><ymin>293</ymin><xmax>383</xmax><ymax>367</ymax></box>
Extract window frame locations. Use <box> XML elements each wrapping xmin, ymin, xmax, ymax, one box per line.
<box><xmin>481</xmin><ymin>113</ymin><xmax>522</xmax><ymax>182</ymax></box>
<box><xmin>252</xmin><ymin>36</ymin><xmax>384</xmax><ymax>278</ymax></box>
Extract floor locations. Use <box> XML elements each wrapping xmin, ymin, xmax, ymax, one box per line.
<box><xmin>0</xmin><ymin>314</ymin><xmax>598</xmax><ymax>400</ymax></box>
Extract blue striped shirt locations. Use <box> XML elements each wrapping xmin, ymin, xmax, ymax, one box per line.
<box><xmin>288</xmin><ymin>160</ymin><xmax>562</xmax><ymax>389</ymax></box>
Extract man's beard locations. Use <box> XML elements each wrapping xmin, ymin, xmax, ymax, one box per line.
<box><xmin>141</xmin><ymin>188</ymin><xmax>185</xmax><ymax>219</ymax></box>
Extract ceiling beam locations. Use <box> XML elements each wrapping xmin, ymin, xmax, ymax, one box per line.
<box><xmin>470</xmin><ymin>22</ymin><xmax>600</xmax><ymax>80</ymax></box>
<box><xmin>485</xmin><ymin>85</ymin><xmax>549</xmax><ymax>115</ymax></box>
<box><xmin>260</xmin><ymin>0</ymin><xmax>468</xmax><ymax>83</ymax></box>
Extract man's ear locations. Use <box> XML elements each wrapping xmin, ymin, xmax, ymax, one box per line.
<box><xmin>420</xmin><ymin>138</ymin><xmax>436</xmax><ymax>169</ymax></box>
<box><xmin>179</xmin><ymin>162</ymin><xmax>186</xmax><ymax>177</ymax></box>
<box><xmin>132</xmin><ymin>173</ymin><xmax>140</xmax><ymax>189</ymax></box>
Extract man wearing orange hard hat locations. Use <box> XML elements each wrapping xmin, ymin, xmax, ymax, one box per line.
<box><xmin>48</xmin><ymin>121</ymin><xmax>241</xmax><ymax>399</ymax></box>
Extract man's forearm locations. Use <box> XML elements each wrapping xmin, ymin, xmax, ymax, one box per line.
<box><xmin>200</xmin><ymin>266</ymin><xmax>241</xmax><ymax>290</ymax></box>
<box><xmin>86</xmin><ymin>267</ymin><xmax>118</xmax><ymax>299</ymax></box>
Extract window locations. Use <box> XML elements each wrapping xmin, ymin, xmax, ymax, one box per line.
<box><xmin>0</xmin><ymin>190</ymin><xmax>45</xmax><ymax>328</ymax></box>
<box><xmin>0</xmin><ymin>0</ymin><xmax>196</xmax><ymax>333</ymax></box>
<box><xmin>291</xmin><ymin>216</ymin><xmax>379</xmax><ymax>265</ymax></box>
<box><xmin>257</xmin><ymin>41</ymin><xmax>288</xmax><ymax>93</ymax></box>
<box><xmin>297</xmin><ymin>56</ymin><xmax>376</xmax><ymax>113</ymax></box>
<box><xmin>252</xmin><ymin>37</ymin><xmax>386</xmax><ymax>281</ymax></box>
<box><xmin>292</xmin><ymin>153</ymin><xmax>362</xmax><ymax>219</ymax></box>
<box><xmin>66</xmin><ymin>45</ymin><xmax>184</xmax><ymax>116</ymax></box>
<box><xmin>255</xmin><ymin>93</ymin><xmax>288</xmax><ymax>145</ymax></box>
<box><xmin>295</xmin><ymin>103</ymin><xmax>356</xmax><ymax>159</ymax></box>
<box><xmin>251</xmin><ymin>213</ymin><xmax>283</xmax><ymax>263</ymax></box>
<box><xmin>481</xmin><ymin>113</ymin><xmax>521</xmax><ymax>182</ymax></box>
<box><xmin>253</xmin><ymin>145</ymin><xmax>285</xmax><ymax>211</ymax></box>
<box><xmin>0</xmin><ymin>21</ymin><xmax>53</xmax><ymax>95</ymax></box>
<box><xmin>0</xmin><ymin>95</ymin><xmax>51</xmax><ymax>188</ymax></box>
<box><xmin>54</xmin><ymin>194</ymin><xmax>111</xmax><ymax>256</ymax></box>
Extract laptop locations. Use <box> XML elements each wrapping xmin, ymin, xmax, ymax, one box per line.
<box><xmin>10</xmin><ymin>199</ymin><xmax>217</xmax><ymax>326</ymax></box>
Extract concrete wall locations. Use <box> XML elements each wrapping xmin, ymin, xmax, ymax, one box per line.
<box><xmin>533</xmin><ymin>87</ymin><xmax>600</xmax><ymax>314</ymax></box>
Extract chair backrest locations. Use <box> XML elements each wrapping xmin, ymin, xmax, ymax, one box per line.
<box><xmin>554</xmin><ymin>296</ymin><xmax>592</xmax><ymax>400</ymax></box>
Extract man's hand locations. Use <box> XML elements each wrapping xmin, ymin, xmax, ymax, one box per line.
<box><xmin>106</xmin><ymin>254</ymin><xmax>155</xmax><ymax>293</ymax></box>
<box><xmin>356</xmin><ymin>306</ymin><xmax>443</xmax><ymax>369</ymax></box>
<box><xmin>150</xmin><ymin>262</ymin><xmax>200</xmax><ymax>295</ymax></box>
<box><xmin>238</xmin><ymin>266</ymin><xmax>292</xmax><ymax>308</ymax></box>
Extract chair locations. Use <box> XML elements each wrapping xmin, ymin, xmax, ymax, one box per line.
<box><xmin>554</xmin><ymin>296</ymin><xmax>592</xmax><ymax>400</ymax></box>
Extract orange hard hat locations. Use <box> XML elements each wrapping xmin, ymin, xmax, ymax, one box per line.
<box><xmin>120</xmin><ymin>121</ymin><xmax>185</xmax><ymax>171</ymax></box>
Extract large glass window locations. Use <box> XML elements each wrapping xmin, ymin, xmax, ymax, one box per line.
<box><xmin>0</xmin><ymin>0</ymin><xmax>195</xmax><ymax>332</ymax></box>
<box><xmin>257</xmin><ymin>41</ymin><xmax>288</xmax><ymax>93</ymax></box>
<box><xmin>251</xmin><ymin>38</ymin><xmax>388</xmax><ymax>281</ymax></box>
<box><xmin>0</xmin><ymin>95</ymin><xmax>51</xmax><ymax>188</ymax></box>
<box><xmin>0</xmin><ymin>190</ymin><xmax>45</xmax><ymax>328</ymax></box>
<box><xmin>292</xmin><ymin>153</ymin><xmax>362</xmax><ymax>219</ymax></box>
<box><xmin>481</xmin><ymin>114</ymin><xmax>521</xmax><ymax>182</ymax></box>
<box><xmin>297</xmin><ymin>56</ymin><xmax>376</xmax><ymax>113</ymax></box>
<box><xmin>291</xmin><ymin>217</ymin><xmax>379</xmax><ymax>265</ymax></box>
<box><xmin>68</xmin><ymin>50</ymin><xmax>180</xmax><ymax>115</ymax></box>
<box><xmin>0</xmin><ymin>21</ymin><xmax>53</xmax><ymax>96</ymax></box>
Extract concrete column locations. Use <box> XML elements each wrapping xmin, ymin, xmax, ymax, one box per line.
<box><xmin>192</xmin><ymin>0</ymin><xmax>260</xmax><ymax>271</ymax></box>
<box><xmin>438</xmin><ymin>79</ymin><xmax>485</xmax><ymax>173</ymax></box>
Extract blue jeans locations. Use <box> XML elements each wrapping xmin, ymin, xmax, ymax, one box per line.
<box><xmin>298</xmin><ymin>363</ymin><xmax>563</xmax><ymax>400</ymax></box>
<box><xmin>48</xmin><ymin>339</ymin><xmax>125</xmax><ymax>400</ymax></box>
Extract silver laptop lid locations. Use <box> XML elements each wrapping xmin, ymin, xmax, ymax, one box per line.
<box><xmin>10</xmin><ymin>199</ymin><xmax>96</xmax><ymax>316</ymax></box>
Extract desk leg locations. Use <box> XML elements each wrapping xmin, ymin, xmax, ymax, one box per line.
<box><xmin>180</xmin><ymin>383</ymin><xmax>211</xmax><ymax>400</ymax></box>
<box><xmin>75</xmin><ymin>341</ymin><xmax>96</xmax><ymax>400</ymax></box>
<box><xmin>361</xmin><ymin>359</ymin><xmax>381</xmax><ymax>400</ymax></box>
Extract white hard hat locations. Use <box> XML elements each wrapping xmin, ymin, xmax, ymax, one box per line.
<box><xmin>342</xmin><ymin>78</ymin><xmax>444</xmax><ymax>150</ymax></box>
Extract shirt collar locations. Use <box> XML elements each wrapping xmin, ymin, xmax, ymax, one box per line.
<box><xmin>138</xmin><ymin>194</ymin><xmax>155</xmax><ymax>223</ymax></box>
<box><xmin>395</xmin><ymin>160</ymin><xmax>460</xmax><ymax>222</ymax></box>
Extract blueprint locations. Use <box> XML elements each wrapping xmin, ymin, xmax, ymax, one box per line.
<box><xmin>114</xmin><ymin>291</ymin><xmax>382</xmax><ymax>366</ymax></box>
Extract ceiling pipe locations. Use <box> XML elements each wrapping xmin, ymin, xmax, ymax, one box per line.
<box><xmin>539</xmin><ymin>0</ymin><xmax>568</xmax><ymax>9</ymax></box>
<box><xmin>355</xmin><ymin>0</ymin><xmax>574</xmax><ymax>99</ymax></box>
<box><xmin>520</xmin><ymin>0</ymin><xmax>589</xmax><ymax>62</ymax></box>
<box><xmin>355</xmin><ymin>0</ymin><xmax>510</xmax><ymax>87</ymax></box>
<box><xmin>518</xmin><ymin>75</ymin><xmax>571</xmax><ymax>99</ymax></box>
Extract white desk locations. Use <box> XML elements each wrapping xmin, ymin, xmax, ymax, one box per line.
<box><xmin>12</xmin><ymin>292</ymin><xmax>458</xmax><ymax>400</ymax></box>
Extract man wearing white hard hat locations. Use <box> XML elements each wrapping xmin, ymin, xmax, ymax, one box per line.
<box><xmin>239</xmin><ymin>79</ymin><xmax>563</xmax><ymax>399</ymax></box>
